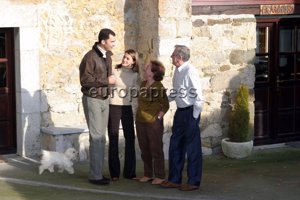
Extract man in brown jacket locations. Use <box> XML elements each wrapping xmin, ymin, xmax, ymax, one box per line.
<box><xmin>79</xmin><ymin>28</ymin><xmax>116</xmax><ymax>185</ymax></box>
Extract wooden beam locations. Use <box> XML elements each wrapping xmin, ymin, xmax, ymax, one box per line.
<box><xmin>192</xmin><ymin>5</ymin><xmax>259</xmax><ymax>15</ymax></box>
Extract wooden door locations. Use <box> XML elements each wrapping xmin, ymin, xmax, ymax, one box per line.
<box><xmin>254</xmin><ymin>18</ymin><xmax>300</xmax><ymax>145</ymax></box>
<box><xmin>0</xmin><ymin>28</ymin><xmax>16</xmax><ymax>154</ymax></box>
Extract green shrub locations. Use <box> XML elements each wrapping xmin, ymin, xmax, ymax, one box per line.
<box><xmin>228</xmin><ymin>84</ymin><xmax>250</xmax><ymax>142</ymax></box>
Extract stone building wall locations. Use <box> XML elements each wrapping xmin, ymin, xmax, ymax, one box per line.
<box><xmin>191</xmin><ymin>14</ymin><xmax>256</xmax><ymax>154</ymax></box>
<box><xmin>38</xmin><ymin>0</ymin><xmax>140</xmax><ymax>155</ymax></box>
<box><xmin>38</xmin><ymin>0</ymin><xmax>136</xmax><ymax>127</ymax></box>
<box><xmin>0</xmin><ymin>0</ymin><xmax>256</xmax><ymax>156</ymax></box>
<box><xmin>0</xmin><ymin>0</ymin><xmax>139</xmax><ymax>156</ymax></box>
<box><xmin>146</xmin><ymin>1</ymin><xmax>256</xmax><ymax>155</ymax></box>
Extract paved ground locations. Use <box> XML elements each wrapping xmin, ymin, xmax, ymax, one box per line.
<box><xmin>0</xmin><ymin>144</ymin><xmax>300</xmax><ymax>200</ymax></box>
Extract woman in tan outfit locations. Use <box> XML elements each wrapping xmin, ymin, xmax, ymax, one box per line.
<box><xmin>108</xmin><ymin>49</ymin><xmax>139</xmax><ymax>181</ymax></box>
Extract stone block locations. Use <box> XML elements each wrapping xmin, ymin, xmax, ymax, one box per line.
<box><xmin>201</xmin><ymin>123</ymin><xmax>222</xmax><ymax>138</ymax></box>
<box><xmin>40</xmin><ymin>125</ymin><xmax>89</xmax><ymax>161</ymax></box>
<box><xmin>229</xmin><ymin>49</ymin><xmax>256</xmax><ymax>65</ymax></box>
<box><xmin>202</xmin><ymin>146</ymin><xmax>213</xmax><ymax>155</ymax></box>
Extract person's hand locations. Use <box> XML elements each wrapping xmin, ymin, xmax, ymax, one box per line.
<box><xmin>157</xmin><ymin>111</ymin><xmax>164</xmax><ymax>120</ymax></box>
<box><xmin>108</xmin><ymin>75</ymin><xmax>116</xmax><ymax>84</ymax></box>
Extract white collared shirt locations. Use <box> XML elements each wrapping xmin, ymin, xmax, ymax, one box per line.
<box><xmin>168</xmin><ymin>61</ymin><xmax>204</xmax><ymax>118</ymax></box>
<box><xmin>97</xmin><ymin>45</ymin><xmax>107</xmax><ymax>58</ymax></box>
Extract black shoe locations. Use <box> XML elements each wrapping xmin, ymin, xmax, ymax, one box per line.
<box><xmin>102</xmin><ymin>176</ymin><xmax>110</xmax><ymax>182</ymax></box>
<box><xmin>89</xmin><ymin>177</ymin><xmax>110</xmax><ymax>185</ymax></box>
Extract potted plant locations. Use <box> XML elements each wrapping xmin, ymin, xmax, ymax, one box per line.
<box><xmin>221</xmin><ymin>84</ymin><xmax>253</xmax><ymax>159</ymax></box>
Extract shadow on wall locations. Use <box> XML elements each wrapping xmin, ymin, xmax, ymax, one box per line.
<box><xmin>192</xmin><ymin>49</ymin><xmax>256</xmax><ymax>156</ymax></box>
<box><xmin>221</xmin><ymin>63</ymin><xmax>255</xmax><ymax>143</ymax></box>
<box><xmin>123</xmin><ymin>0</ymin><xmax>139</xmax><ymax>52</ymax></box>
<box><xmin>20</xmin><ymin>88</ymin><xmax>53</xmax><ymax>157</ymax></box>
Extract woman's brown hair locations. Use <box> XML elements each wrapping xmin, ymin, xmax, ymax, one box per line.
<box><xmin>150</xmin><ymin>60</ymin><xmax>165</xmax><ymax>81</ymax></box>
<box><xmin>116</xmin><ymin>49</ymin><xmax>139</xmax><ymax>73</ymax></box>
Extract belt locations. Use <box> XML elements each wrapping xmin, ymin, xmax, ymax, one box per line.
<box><xmin>177</xmin><ymin>106</ymin><xmax>193</xmax><ymax>111</ymax></box>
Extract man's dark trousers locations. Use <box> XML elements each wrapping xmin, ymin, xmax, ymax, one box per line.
<box><xmin>168</xmin><ymin>106</ymin><xmax>202</xmax><ymax>186</ymax></box>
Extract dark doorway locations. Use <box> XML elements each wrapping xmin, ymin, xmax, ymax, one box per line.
<box><xmin>254</xmin><ymin>18</ymin><xmax>300</xmax><ymax>145</ymax></box>
<box><xmin>0</xmin><ymin>28</ymin><xmax>16</xmax><ymax>154</ymax></box>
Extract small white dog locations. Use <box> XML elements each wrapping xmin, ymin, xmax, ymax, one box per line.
<box><xmin>39</xmin><ymin>147</ymin><xmax>78</xmax><ymax>175</ymax></box>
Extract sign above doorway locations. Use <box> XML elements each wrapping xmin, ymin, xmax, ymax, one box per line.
<box><xmin>260</xmin><ymin>4</ymin><xmax>295</xmax><ymax>15</ymax></box>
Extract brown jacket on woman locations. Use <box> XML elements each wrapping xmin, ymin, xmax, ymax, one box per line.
<box><xmin>136</xmin><ymin>81</ymin><xmax>169</xmax><ymax>123</ymax></box>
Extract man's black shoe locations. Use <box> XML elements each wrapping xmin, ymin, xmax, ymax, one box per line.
<box><xmin>89</xmin><ymin>177</ymin><xmax>110</xmax><ymax>185</ymax></box>
<box><xmin>102</xmin><ymin>176</ymin><xmax>110</xmax><ymax>182</ymax></box>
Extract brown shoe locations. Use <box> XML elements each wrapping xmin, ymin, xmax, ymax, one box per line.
<box><xmin>160</xmin><ymin>181</ymin><xmax>180</xmax><ymax>188</ymax></box>
<box><xmin>112</xmin><ymin>177</ymin><xmax>119</xmax><ymax>181</ymax></box>
<box><xmin>179</xmin><ymin>184</ymin><xmax>199</xmax><ymax>191</ymax></box>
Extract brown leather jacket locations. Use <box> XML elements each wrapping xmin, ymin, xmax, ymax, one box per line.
<box><xmin>79</xmin><ymin>42</ymin><xmax>113</xmax><ymax>99</ymax></box>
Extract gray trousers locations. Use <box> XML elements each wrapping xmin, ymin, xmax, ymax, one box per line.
<box><xmin>82</xmin><ymin>95</ymin><xmax>109</xmax><ymax>180</ymax></box>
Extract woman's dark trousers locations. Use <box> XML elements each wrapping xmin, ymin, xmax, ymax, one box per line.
<box><xmin>108</xmin><ymin>105</ymin><xmax>136</xmax><ymax>179</ymax></box>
